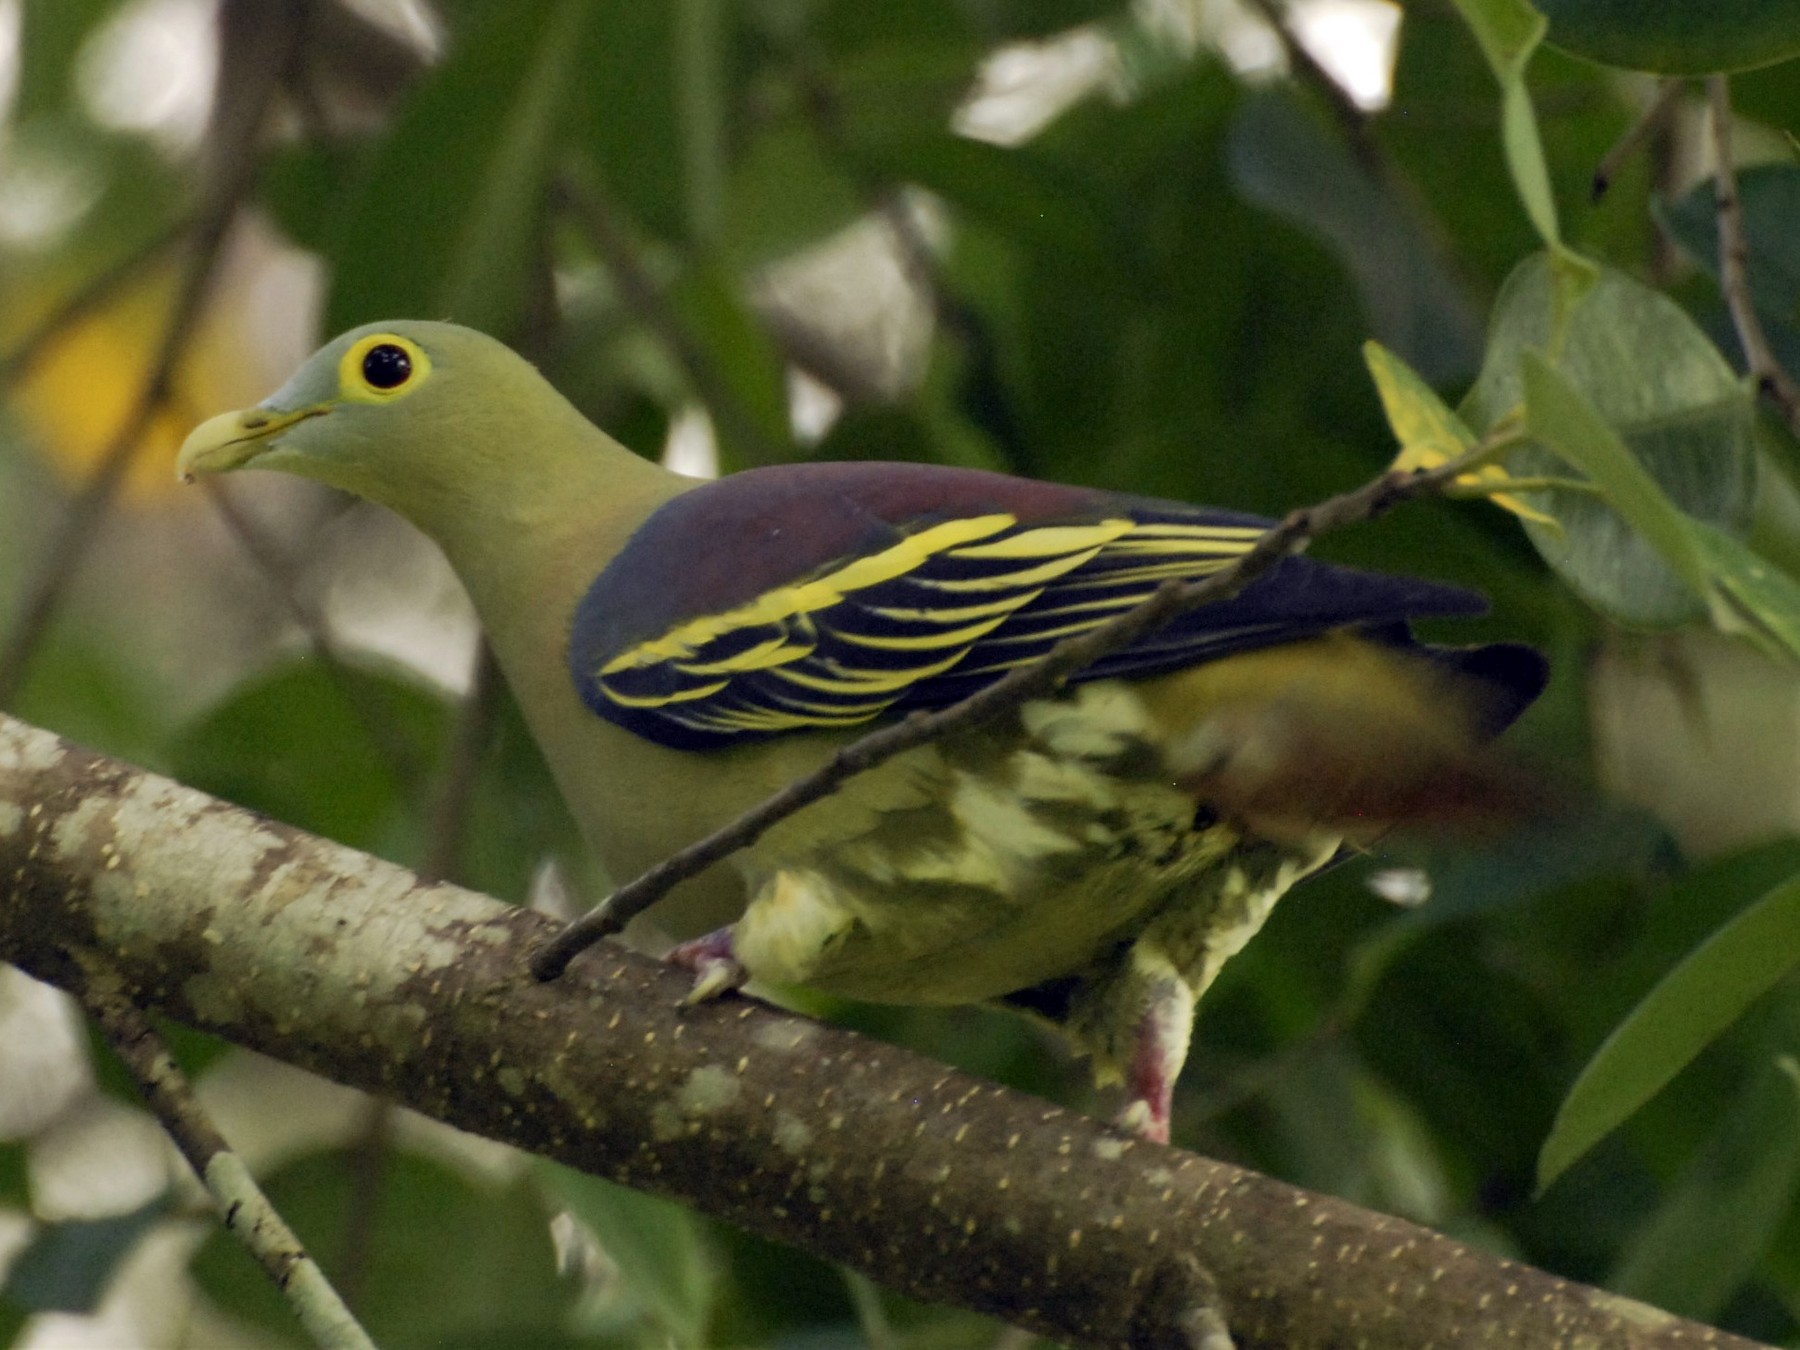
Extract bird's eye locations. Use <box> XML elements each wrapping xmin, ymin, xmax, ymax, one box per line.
<box><xmin>362</xmin><ymin>343</ymin><xmax>413</xmax><ymax>390</ymax></box>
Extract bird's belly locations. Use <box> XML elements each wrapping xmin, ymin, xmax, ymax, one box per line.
<box><xmin>740</xmin><ymin>845</ymin><xmax>1242</xmax><ymax>1005</ymax></box>
<box><xmin>731</xmin><ymin>682</ymin><xmax>1246</xmax><ymax>1004</ymax></box>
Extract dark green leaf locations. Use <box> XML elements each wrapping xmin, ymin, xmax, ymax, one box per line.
<box><xmin>2</xmin><ymin>1197</ymin><xmax>169</xmax><ymax>1313</ymax></box>
<box><xmin>1537</xmin><ymin>0</ymin><xmax>1800</xmax><ymax>74</ymax></box>
<box><xmin>258</xmin><ymin>141</ymin><xmax>370</xmax><ymax>256</ymax></box>
<box><xmin>169</xmin><ymin>657</ymin><xmax>448</xmax><ymax>856</ymax></box>
<box><xmin>1540</xmin><ymin>868</ymin><xmax>1800</xmax><ymax>1188</ymax></box>
<box><xmin>325</xmin><ymin>0</ymin><xmax>594</xmax><ymax>336</ymax></box>
<box><xmin>1466</xmin><ymin>253</ymin><xmax>1756</xmax><ymax>625</ymax></box>
<box><xmin>566</xmin><ymin>2</ymin><xmax>685</xmax><ymax>242</ymax></box>
<box><xmin>460</xmin><ymin>682</ymin><xmax>594</xmax><ymax>905</ymax></box>
<box><xmin>1229</xmin><ymin>93</ymin><xmax>1482</xmax><ymax>383</ymax></box>
<box><xmin>722</xmin><ymin>122</ymin><xmax>867</xmax><ymax>270</ymax></box>
<box><xmin>0</xmin><ymin>1143</ymin><xmax>27</xmax><ymax>1206</ymax></box>
<box><xmin>854</xmin><ymin>133</ymin><xmax>1118</xmax><ymax>274</ymax></box>
<box><xmin>15</xmin><ymin>0</ymin><xmax>117</xmax><ymax>122</ymax></box>
<box><xmin>191</xmin><ymin>1150</ymin><xmax>573</xmax><ymax>1349</ymax></box>
<box><xmin>1657</xmin><ymin>164</ymin><xmax>1800</xmax><ymax>329</ymax></box>
<box><xmin>1691</xmin><ymin>520</ymin><xmax>1800</xmax><ymax>663</ymax></box>
<box><xmin>673</xmin><ymin>260</ymin><xmax>796</xmax><ymax>467</ymax></box>
<box><xmin>538</xmin><ymin>1161</ymin><xmax>716</xmax><ymax>1344</ymax></box>
<box><xmin>1608</xmin><ymin>1059</ymin><xmax>1800</xmax><ymax>1319</ymax></box>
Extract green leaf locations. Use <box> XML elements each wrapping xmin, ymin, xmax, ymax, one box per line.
<box><xmin>538</xmin><ymin>1161</ymin><xmax>715</xmax><ymax>1344</ymax></box>
<box><xmin>461</xmin><ymin>682</ymin><xmax>597</xmax><ymax>905</ymax></box>
<box><xmin>1449</xmin><ymin>0</ymin><xmax>1561</xmax><ymax>249</ymax></box>
<box><xmin>1537</xmin><ymin>0</ymin><xmax>1800</xmax><ymax>74</ymax></box>
<box><xmin>672</xmin><ymin>259</ymin><xmax>796</xmax><ymax>467</ymax></box>
<box><xmin>324</xmin><ymin>0</ymin><xmax>594</xmax><ymax>336</ymax></box>
<box><xmin>191</xmin><ymin>1150</ymin><xmax>574</xmax><ymax>1349</ymax></box>
<box><xmin>2</xmin><ymin>1198</ymin><xmax>169</xmax><ymax>1313</ymax></box>
<box><xmin>1692</xmin><ymin>520</ymin><xmax>1800</xmax><ymax>663</ymax></box>
<box><xmin>852</xmin><ymin>133</ymin><xmax>1119</xmax><ymax>274</ymax></box>
<box><xmin>1656</xmin><ymin>163</ymin><xmax>1800</xmax><ymax>327</ymax></box>
<box><xmin>1228</xmin><ymin>93</ymin><xmax>1482</xmax><ymax>384</ymax></box>
<box><xmin>258</xmin><ymin>140</ymin><xmax>369</xmax><ymax>256</ymax></box>
<box><xmin>1539</xmin><ymin>869</ymin><xmax>1800</xmax><ymax>1188</ymax></box>
<box><xmin>170</xmin><ymin>658</ymin><xmax>448</xmax><ymax>856</ymax></box>
<box><xmin>1520</xmin><ymin>349</ymin><xmax>1712</xmax><ymax>598</ymax></box>
<box><xmin>722</xmin><ymin>121</ymin><xmax>867</xmax><ymax>270</ymax></box>
<box><xmin>14</xmin><ymin>0</ymin><xmax>117</xmax><ymax>122</ymax></box>
<box><xmin>1466</xmin><ymin>254</ymin><xmax>1757</xmax><ymax>625</ymax></box>
<box><xmin>566</xmin><ymin>1</ymin><xmax>685</xmax><ymax>242</ymax></box>
<box><xmin>1607</xmin><ymin>1059</ymin><xmax>1800</xmax><ymax>1320</ymax></box>
<box><xmin>0</xmin><ymin>1142</ymin><xmax>27</xmax><ymax>1206</ymax></box>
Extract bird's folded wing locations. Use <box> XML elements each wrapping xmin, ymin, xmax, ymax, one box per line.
<box><xmin>568</xmin><ymin>462</ymin><xmax>1489</xmax><ymax>750</ymax></box>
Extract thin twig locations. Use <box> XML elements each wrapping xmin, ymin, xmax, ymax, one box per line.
<box><xmin>553</xmin><ymin>173</ymin><xmax>788</xmax><ymax>465</ymax></box>
<box><xmin>80</xmin><ymin>975</ymin><xmax>375</xmax><ymax>1350</ymax></box>
<box><xmin>0</xmin><ymin>216</ymin><xmax>193</xmax><ymax>387</ymax></box>
<box><xmin>1592</xmin><ymin>77</ymin><xmax>1684</xmax><ymax>202</ymax></box>
<box><xmin>0</xmin><ymin>2</ymin><xmax>311</xmax><ymax>707</ymax></box>
<box><xmin>1707</xmin><ymin>75</ymin><xmax>1800</xmax><ymax>438</ymax></box>
<box><xmin>532</xmin><ymin>449</ymin><xmax>1485</xmax><ymax>980</ymax></box>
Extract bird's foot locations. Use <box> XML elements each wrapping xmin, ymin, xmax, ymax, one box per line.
<box><xmin>1116</xmin><ymin>1098</ymin><xmax>1169</xmax><ymax>1143</ymax></box>
<box><xmin>1118</xmin><ymin>992</ymin><xmax>1187</xmax><ymax>1144</ymax></box>
<box><xmin>667</xmin><ymin>927</ymin><xmax>748</xmax><ymax>1005</ymax></box>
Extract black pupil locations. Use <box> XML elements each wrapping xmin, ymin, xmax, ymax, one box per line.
<box><xmin>362</xmin><ymin>344</ymin><xmax>412</xmax><ymax>389</ymax></box>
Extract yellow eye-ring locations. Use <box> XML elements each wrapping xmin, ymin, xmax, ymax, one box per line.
<box><xmin>339</xmin><ymin>333</ymin><xmax>432</xmax><ymax>403</ymax></box>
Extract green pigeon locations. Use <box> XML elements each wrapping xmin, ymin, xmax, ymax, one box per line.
<box><xmin>178</xmin><ymin>321</ymin><xmax>1545</xmax><ymax>1142</ymax></box>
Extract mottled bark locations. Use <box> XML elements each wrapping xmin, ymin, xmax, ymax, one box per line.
<box><xmin>0</xmin><ymin>713</ymin><xmax>1767</xmax><ymax>1350</ymax></box>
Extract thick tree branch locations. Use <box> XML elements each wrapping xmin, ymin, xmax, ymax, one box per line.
<box><xmin>532</xmin><ymin>454</ymin><xmax>1482</xmax><ymax>980</ymax></box>
<box><xmin>0</xmin><ymin>712</ymin><xmax>1762</xmax><ymax>1350</ymax></box>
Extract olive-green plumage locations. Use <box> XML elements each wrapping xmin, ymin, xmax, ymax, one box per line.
<box><xmin>178</xmin><ymin>320</ymin><xmax>1543</xmax><ymax>1142</ymax></box>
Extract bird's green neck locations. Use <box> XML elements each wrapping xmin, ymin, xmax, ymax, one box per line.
<box><xmin>383</xmin><ymin>403</ymin><xmax>687</xmax><ymax>597</ymax></box>
<box><xmin>361</xmin><ymin>398</ymin><xmax>694</xmax><ymax>690</ymax></box>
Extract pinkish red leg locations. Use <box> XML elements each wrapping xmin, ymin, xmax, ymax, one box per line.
<box><xmin>666</xmin><ymin>925</ymin><xmax>748</xmax><ymax>1004</ymax></box>
<box><xmin>1117</xmin><ymin>984</ymin><xmax>1192</xmax><ymax>1144</ymax></box>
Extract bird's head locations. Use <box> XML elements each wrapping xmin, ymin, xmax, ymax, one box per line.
<box><xmin>175</xmin><ymin>320</ymin><xmax>617</xmax><ymax>531</ymax></box>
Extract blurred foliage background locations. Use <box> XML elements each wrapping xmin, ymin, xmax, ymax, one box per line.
<box><xmin>2</xmin><ymin>0</ymin><xmax>1800</xmax><ymax>1345</ymax></box>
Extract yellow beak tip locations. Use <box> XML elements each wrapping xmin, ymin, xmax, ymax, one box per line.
<box><xmin>175</xmin><ymin>404</ymin><xmax>328</xmax><ymax>481</ymax></box>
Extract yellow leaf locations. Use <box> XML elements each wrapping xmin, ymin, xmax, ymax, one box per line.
<box><xmin>1363</xmin><ymin>340</ymin><xmax>1560</xmax><ymax>528</ymax></box>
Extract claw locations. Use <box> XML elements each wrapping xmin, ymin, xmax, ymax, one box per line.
<box><xmin>667</xmin><ymin>927</ymin><xmax>747</xmax><ymax>1004</ymax></box>
<box><xmin>684</xmin><ymin>956</ymin><xmax>747</xmax><ymax>1004</ymax></box>
<box><xmin>1117</xmin><ymin>1097</ymin><xmax>1167</xmax><ymax>1144</ymax></box>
